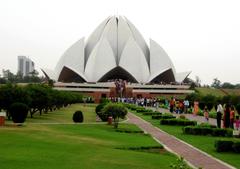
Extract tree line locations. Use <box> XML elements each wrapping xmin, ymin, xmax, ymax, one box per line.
<box><xmin>0</xmin><ymin>69</ymin><xmax>44</xmax><ymax>84</ymax></box>
<box><xmin>0</xmin><ymin>84</ymin><xmax>83</xmax><ymax>119</ymax></box>
<box><xmin>185</xmin><ymin>92</ymin><xmax>240</xmax><ymax>112</ymax></box>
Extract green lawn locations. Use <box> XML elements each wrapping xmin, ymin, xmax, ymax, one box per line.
<box><xmin>195</xmin><ymin>87</ymin><xmax>226</xmax><ymax>97</ymax></box>
<box><xmin>132</xmin><ymin>111</ymin><xmax>240</xmax><ymax>168</ymax></box>
<box><xmin>6</xmin><ymin>104</ymin><xmax>97</xmax><ymax>124</ymax></box>
<box><xmin>0</xmin><ymin>104</ymin><xmax>181</xmax><ymax>169</ymax></box>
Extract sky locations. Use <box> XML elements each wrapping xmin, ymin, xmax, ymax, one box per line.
<box><xmin>0</xmin><ymin>0</ymin><xmax>239</xmax><ymax>85</ymax></box>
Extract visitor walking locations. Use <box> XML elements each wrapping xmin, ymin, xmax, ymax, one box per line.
<box><xmin>169</xmin><ymin>97</ymin><xmax>175</xmax><ymax>113</ymax></box>
<box><xmin>204</xmin><ymin>106</ymin><xmax>209</xmax><ymax>122</ymax></box>
<box><xmin>230</xmin><ymin>105</ymin><xmax>235</xmax><ymax>129</ymax></box>
<box><xmin>224</xmin><ymin>104</ymin><xmax>231</xmax><ymax>128</ymax></box>
<box><xmin>183</xmin><ymin>99</ymin><xmax>189</xmax><ymax>114</ymax></box>
<box><xmin>216</xmin><ymin>102</ymin><xmax>223</xmax><ymax>128</ymax></box>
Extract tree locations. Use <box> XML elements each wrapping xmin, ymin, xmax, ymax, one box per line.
<box><xmin>211</xmin><ymin>78</ymin><xmax>221</xmax><ymax>88</ymax></box>
<box><xmin>101</xmin><ymin>103</ymin><xmax>128</xmax><ymax>128</ymax></box>
<box><xmin>221</xmin><ymin>82</ymin><xmax>235</xmax><ymax>89</ymax></box>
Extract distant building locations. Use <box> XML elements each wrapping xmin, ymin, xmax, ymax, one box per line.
<box><xmin>18</xmin><ymin>56</ymin><xmax>35</xmax><ymax>77</ymax></box>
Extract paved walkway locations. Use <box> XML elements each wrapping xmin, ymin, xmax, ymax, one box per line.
<box><xmin>127</xmin><ymin>112</ymin><xmax>235</xmax><ymax>169</ymax></box>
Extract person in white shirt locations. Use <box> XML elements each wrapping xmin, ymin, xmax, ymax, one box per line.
<box><xmin>183</xmin><ymin>100</ymin><xmax>189</xmax><ymax>114</ymax></box>
<box><xmin>216</xmin><ymin>102</ymin><xmax>223</xmax><ymax>128</ymax></box>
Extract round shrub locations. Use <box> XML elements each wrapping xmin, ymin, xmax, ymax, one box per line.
<box><xmin>72</xmin><ymin>111</ymin><xmax>84</xmax><ymax>123</ymax></box>
<box><xmin>232</xmin><ymin>142</ymin><xmax>240</xmax><ymax>153</ymax></box>
<box><xmin>95</xmin><ymin>103</ymin><xmax>108</xmax><ymax>121</ymax></box>
<box><xmin>9</xmin><ymin>102</ymin><xmax>29</xmax><ymax>123</ymax></box>
<box><xmin>215</xmin><ymin>140</ymin><xmax>234</xmax><ymax>152</ymax></box>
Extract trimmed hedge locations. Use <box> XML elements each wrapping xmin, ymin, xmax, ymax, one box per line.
<box><xmin>136</xmin><ymin>108</ymin><xmax>152</xmax><ymax>113</ymax></box>
<box><xmin>215</xmin><ymin>140</ymin><xmax>234</xmax><ymax>152</ymax></box>
<box><xmin>183</xmin><ymin>126</ymin><xmax>233</xmax><ymax>137</ymax></box>
<box><xmin>152</xmin><ymin>114</ymin><xmax>175</xmax><ymax>120</ymax></box>
<box><xmin>215</xmin><ymin>140</ymin><xmax>240</xmax><ymax>153</ymax></box>
<box><xmin>116</xmin><ymin>145</ymin><xmax>163</xmax><ymax>151</ymax></box>
<box><xmin>160</xmin><ymin>119</ymin><xmax>197</xmax><ymax>126</ymax></box>
<box><xmin>142</xmin><ymin>112</ymin><xmax>162</xmax><ymax>116</ymax></box>
<box><xmin>72</xmin><ymin>111</ymin><xmax>84</xmax><ymax>123</ymax></box>
<box><xmin>115</xmin><ymin>129</ymin><xmax>144</xmax><ymax>133</ymax></box>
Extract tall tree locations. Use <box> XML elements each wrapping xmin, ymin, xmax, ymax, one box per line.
<box><xmin>211</xmin><ymin>78</ymin><xmax>221</xmax><ymax>88</ymax></box>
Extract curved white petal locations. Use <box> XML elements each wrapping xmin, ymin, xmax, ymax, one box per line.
<box><xmin>119</xmin><ymin>37</ymin><xmax>150</xmax><ymax>83</ymax></box>
<box><xmin>85</xmin><ymin>38</ymin><xmax>117</xmax><ymax>82</ymax></box>
<box><xmin>117</xmin><ymin>16</ymin><xmax>133</xmax><ymax>62</ymax></box>
<box><xmin>100</xmin><ymin>17</ymin><xmax>118</xmax><ymax>60</ymax></box>
<box><xmin>85</xmin><ymin>16</ymin><xmax>111</xmax><ymax>63</ymax></box>
<box><xmin>176</xmin><ymin>71</ymin><xmax>191</xmax><ymax>83</ymax></box>
<box><xmin>55</xmin><ymin>37</ymin><xmax>85</xmax><ymax>80</ymax></box>
<box><xmin>125</xmin><ymin>17</ymin><xmax>150</xmax><ymax>65</ymax></box>
<box><xmin>149</xmin><ymin>39</ymin><xmax>176</xmax><ymax>82</ymax></box>
<box><xmin>41</xmin><ymin>68</ymin><xmax>56</xmax><ymax>80</ymax></box>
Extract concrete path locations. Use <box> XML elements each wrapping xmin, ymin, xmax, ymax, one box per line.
<box><xmin>127</xmin><ymin>112</ymin><xmax>235</xmax><ymax>169</ymax></box>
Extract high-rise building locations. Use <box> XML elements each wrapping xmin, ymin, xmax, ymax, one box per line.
<box><xmin>18</xmin><ymin>56</ymin><xmax>35</xmax><ymax>77</ymax></box>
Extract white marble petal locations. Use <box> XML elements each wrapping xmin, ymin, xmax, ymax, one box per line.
<box><xmin>85</xmin><ymin>38</ymin><xmax>117</xmax><ymax>82</ymax></box>
<box><xmin>125</xmin><ymin>17</ymin><xmax>150</xmax><ymax>66</ymax></box>
<box><xmin>176</xmin><ymin>71</ymin><xmax>191</xmax><ymax>83</ymax></box>
<box><xmin>54</xmin><ymin>37</ymin><xmax>85</xmax><ymax>80</ymax></box>
<box><xmin>85</xmin><ymin>16</ymin><xmax>111</xmax><ymax>63</ymax></box>
<box><xmin>148</xmin><ymin>39</ymin><xmax>176</xmax><ymax>82</ymax></box>
<box><xmin>119</xmin><ymin>37</ymin><xmax>150</xmax><ymax>83</ymax></box>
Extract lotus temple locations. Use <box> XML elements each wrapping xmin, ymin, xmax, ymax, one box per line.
<box><xmin>42</xmin><ymin>16</ymin><xmax>193</xmax><ymax>102</ymax></box>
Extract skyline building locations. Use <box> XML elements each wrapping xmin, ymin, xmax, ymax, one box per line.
<box><xmin>18</xmin><ymin>56</ymin><xmax>35</xmax><ymax>77</ymax></box>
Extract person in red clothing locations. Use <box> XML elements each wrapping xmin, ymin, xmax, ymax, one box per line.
<box><xmin>169</xmin><ymin>97</ymin><xmax>175</xmax><ymax>113</ymax></box>
<box><xmin>230</xmin><ymin>105</ymin><xmax>235</xmax><ymax>129</ymax></box>
<box><xmin>223</xmin><ymin>104</ymin><xmax>231</xmax><ymax>128</ymax></box>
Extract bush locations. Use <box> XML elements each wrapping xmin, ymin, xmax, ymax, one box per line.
<box><xmin>215</xmin><ymin>140</ymin><xmax>234</xmax><ymax>152</ymax></box>
<box><xmin>183</xmin><ymin>126</ymin><xmax>233</xmax><ymax>137</ymax></box>
<box><xmin>142</xmin><ymin>112</ymin><xmax>162</xmax><ymax>116</ymax></box>
<box><xmin>236</xmin><ymin>104</ymin><xmax>240</xmax><ymax>114</ymax></box>
<box><xmin>72</xmin><ymin>111</ymin><xmax>83</xmax><ymax>123</ymax></box>
<box><xmin>232</xmin><ymin>142</ymin><xmax>240</xmax><ymax>153</ymax></box>
<box><xmin>101</xmin><ymin>103</ymin><xmax>128</xmax><ymax>128</ymax></box>
<box><xmin>152</xmin><ymin>114</ymin><xmax>175</xmax><ymax>120</ymax></box>
<box><xmin>160</xmin><ymin>119</ymin><xmax>197</xmax><ymax>126</ymax></box>
<box><xmin>9</xmin><ymin>102</ymin><xmax>29</xmax><ymax>123</ymax></box>
<box><xmin>212</xmin><ymin>128</ymin><xmax>227</xmax><ymax>137</ymax></box>
<box><xmin>136</xmin><ymin>108</ymin><xmax>150</xmax><ymax>113</ymax></box>
<box><xmin>199</xmin><ymin>123</ymin><xmax>217</xmax><ymax>128</ymax></box>
<box><xmin>183</xmin><ymin>126</ymin><xmax>212</xmax><ymax>136</ymax></box>
<box><xmin>95</xmin><ymin>103</ymin><xmax>108</xmax><ymax>121</ymax></box>
<box><xmin>179</xmin><ymin>115</ymin><xmax>186</xmax><ymax>119</ymax></box>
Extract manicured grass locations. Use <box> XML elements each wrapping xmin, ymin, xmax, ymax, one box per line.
<box><xmin>0</xmin><ymin>123</ymin><xmax>178</xmax><ymax>169</ymax></box>
<box><xmin>132</xmin><ymin>111</ymin><xmax>240</xmax><ymax>168</ymax></box>
<box><xmin>6</xmin><ymin>103</ymin><xmax>97</xmax><ymax>124</ymax></box>
<box><xmin>195</xmin><ymin>87</ymin><xmax>226</xmax><ymax>97</ymax></box>
<box><xmin>0</xmin><ymin>104</ymin><xmax>182</xmax><ymax>169</ymax></box>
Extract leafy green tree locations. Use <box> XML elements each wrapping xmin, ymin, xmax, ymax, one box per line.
<box><xmin>0</xmin><ymin>84</ymin><xmax>31</xmax><ymax>119</ymax></box>
<box><xmin>211</xmin><ymin>78</ymin><xmax>221</xmax><ymax>88</ymax></box>
<box><xmin>102</xmin><ymin>103</ymin><xmax>127</xmax><ymax>128</ymax></box>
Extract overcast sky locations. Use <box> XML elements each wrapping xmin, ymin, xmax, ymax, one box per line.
<box><xmin>0</xmin><ymin>0</ymin><xmax>239</xmax><ymax>85</ymax></box>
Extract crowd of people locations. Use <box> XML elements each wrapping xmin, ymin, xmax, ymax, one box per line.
<box><xmin>108</xmin><ymin>96</ymin><xmax>240</xmax><ymax>130</ymax></box>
